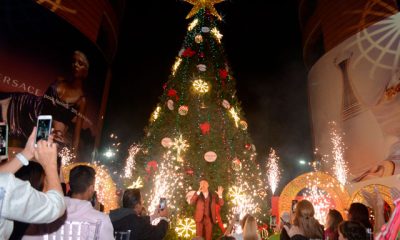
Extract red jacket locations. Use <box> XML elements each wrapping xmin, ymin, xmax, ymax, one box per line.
<box><xmin>190</xmin><ymin>192</ymin><xmax>224</xmax><ymax>223</ymax></box>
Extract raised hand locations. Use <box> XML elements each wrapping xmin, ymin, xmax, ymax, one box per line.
<box><xmin>216</xmin><ymin>186</ymin><xmax>224</xmax><ymax>196</ymax></box>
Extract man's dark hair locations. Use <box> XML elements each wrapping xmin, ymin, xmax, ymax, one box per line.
<box><xmin>69</xmin><ymin>165</ymin><xmax>95</xmax><ymax>194</ymax></box>
<box><xmin>339</xmin><ymin>221</ymin><xmax>367</xmax><ymax>240</ymax></box>
<box><xmin>122</xmin><ymin>188</ymin><xmax>141</xmax><ymax>208</ymax></box>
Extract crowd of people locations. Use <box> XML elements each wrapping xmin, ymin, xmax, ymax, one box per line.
<box><xmin>0</xmin><ymin>127</ymin><xmax>400</xmax><ymax>240</ymax></box>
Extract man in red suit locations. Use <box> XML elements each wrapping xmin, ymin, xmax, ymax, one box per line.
<box><xmin>190</xmin><ymin>179</ymin><xmax>224</xmax><ymax>240</ymax></box>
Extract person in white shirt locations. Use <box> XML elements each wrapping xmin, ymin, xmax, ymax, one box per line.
<box><xmin>0</xmin><ymin>127</ymin><xmax>66</xmax><ymax>240</ymax></box>
<box><xmin>22</xmin><ymin>165</ymin><xmax>114</xmax><ymax>240</ymax></box>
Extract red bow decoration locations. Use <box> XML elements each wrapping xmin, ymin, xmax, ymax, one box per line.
<box><xmin>146</xmin><ymin>160</ymin><xmax>158</xmax><ymax>174</ymax></box>
<box><xmin>199</xmin><ymin>122</ymin><xmax>210</xmax><ymax>135</ymax></box>
<box><xmin>182</xmin><ymin>48</ymin><xmax>196</xmax><ymax>57</ymax></box>
<box><xmin>219</xmin><ymin>69</ymin><xmax>228</xmax><ymax>79</ymax></box>
<box><xmin>167</xmin><ymin>89</ymin><xmax>179</xmax><ymax>101</ymax></box>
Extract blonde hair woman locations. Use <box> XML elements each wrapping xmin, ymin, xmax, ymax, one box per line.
<box><xmin>288</xmin><ymin>200</ymin><xmax>324</xmax><ymax>239</ymax></box>
<box><xmin>243</xmin><ymin>215</ymin><xmax>260</xmax><ymax>240</ymax></box>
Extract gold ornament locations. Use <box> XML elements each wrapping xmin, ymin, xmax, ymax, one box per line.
<box><xmin>175</xmin><ymin>218</ymin><xmax>196</xmax><ymax>238</ymax></box>
<box><xmin>232</xmin><ymin>157</ymin><xmax>242</xmax><ymax>171</ymax></box>
<box><xmin>193</xmin><ymin>79</ymin><xmax>209</xmax><ymax>93</ymax></box>
<box><xmin>184</xmin><ymin>0</ymin><xmax>224</xmax><ymax>20</ymax></box>
<box><xmin>239</xmin><ymin>120</ymin><xmax>248</xmax><ymax>130</ymax></box>
<box><xmin>195</xmin><ymin>34</ymin><xmax>203</xmax><ymax>43</ymax></box>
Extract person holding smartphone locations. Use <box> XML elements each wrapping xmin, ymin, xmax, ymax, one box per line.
<box><xmin>110</xmin><ymin>188</ymin><xmax>169</xmax><ymax>240</ymax></box>
<box><xmin>0</xmin><ymin>127</ymin><xmax>66</xmax><ymax>239</ymax></box>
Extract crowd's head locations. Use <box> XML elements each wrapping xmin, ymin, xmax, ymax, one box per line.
<box><xmin>348</xmin><ymin>202</ymin><xmax>372</xmax><ymax>229</ymax></box>
<box><xmin>338</xmin><ymin>221</ymin><xmax>367</xmax><ymax>240</ymax></box>
<box><xmin>326</xmin><ymin>209</ymin><xmax>343</xmax><ymax>231</ymax></box>
<box><xmin>242</xmin><ymin>215</ymin><xmax>259</xmax><ymax>240</ymax></box>
<box><xmin>293</xmin><ymin>199</ymin><xmax>324</xmax><ymax>238</ymax></box>
<box><xmin>69</xmin><ymin>165</ymin><xmax>95</xmax><ymax>200</ymax></box>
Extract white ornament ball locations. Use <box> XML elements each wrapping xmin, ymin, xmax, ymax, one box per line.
<box><xmin>178</xmin><ymin>105</ymin><xmax>189</xmax><ymax>115</ymax></box>
<box><xmin>222</xmin><ymin>99</ymin><xmax>231</xmax><ymax>109</ymax></box>
<box><xmin>197</xmin><ymin>64</ymin><xmax>207</xmax><ymax>72</ymax></box>
<box><xmin>251</xmin><ymin>144</ymin><xmax>256</xmax><ymax>151</ymax></box>
<box><xmin>201</xmin><ymin>27</ymin><xmax>210</xmax><ymax>33</ymax></box>
<box><xmin>195</xmin><ymin>34</ymin><xmax>203</xmax><ymax>44</ymax></box>
<box><xmin>167</xmin><ymin>99</ymin><xmax>174</xmax><ymax>110</ymax></box>
<box><xmin>204</xmin><ymin>151</ymin><xmax>217</xmax><ymax>162</ymax></box>
<box><xmin>161</xmin><ymin>137</ymin><xmax>173</xmax><ymax>148</ymax></box>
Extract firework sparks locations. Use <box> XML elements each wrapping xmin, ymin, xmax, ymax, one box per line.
<box><xmin>228</xmin><ymin>183</ymin><xmax>260</xmax><ymax>219</ymax></box>
<box><xmin>128</xmin><ymin>176</ymin><xmax>144</xmax><ymax>189</ymax></box>
<box><xmin>329</xmin><ymin>122</ymin><xmax>348</xmax><ymax>186</ymax></box>
<box><xmin>124</xmin><ymin>144</ymin><xmax>141</xmax><ymax>179</ymax></box>
<box><xmin>266</xmin><ymin>148</ymin><xmax>281</xmax><ymax>194</ymax></box>
<box><xmin>58</xmin><ymin>147</ymin><xmax>75</xmax><ymax>166</ymax></box>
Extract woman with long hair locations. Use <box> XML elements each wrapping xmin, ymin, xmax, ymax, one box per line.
<box><xmin>347</xmin><ymin>203</ymin><xmax>372</xmax><ymax>230</ymax></box>
<box><xmin>288</xmin><ymin>200</ymin><xmax>324</xmax><ymax>240</ymax></box>
<box><xmin>325</xmin><ymin>209</ymin><xmax>344</xmax><ymax>240</ymax></box>
<box><xmin>243</xmin><ymin>215</ymin><xmax>260</xmax><ymax>240</ymax></box>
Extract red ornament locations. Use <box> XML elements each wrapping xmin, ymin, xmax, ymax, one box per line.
<box><xmin>199</xmin><ymin>52</ymin><xmax>205</xmax><ymax>58</ymax></box>
<box><xmin>245</xmin><ymin>143</ymin><xmax>251</xmax><ymax>150</ymax></box>
<box><xmin>185</xmin><ymin>168</ymin><xmax>194</xmax><ymax>175</ymax></box>
<box><xmin>199</xmin><ymin>122</ymin><xmax>211</xmax><ymax>135</ymax></box>
<box><xmin>182</xmin><ymin>48</ymin><xmax>196</xmax><ymax>57</ymax></box>
<box><xmin>167</xmin><ymin>89</ymin><xmax>179</xmax><ymax>101</ymax></box>
<box><xmin>163</xmin><ymin>83</ymin><xmax>167</xmax><ymax>90</ymax></box>
<box><xmin>219</xmin><ymin>69</ymin><xmax>228</xmax><ymax>79</ymax></box>
<box><xmin>146</xmin><ymin>160</ymin><xmax>158</xmax><ymax>174</ymax></box>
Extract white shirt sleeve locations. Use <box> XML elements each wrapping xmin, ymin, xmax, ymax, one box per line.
<box><xmin>0</xmin><ymin>173</ymin><xmax>66</xmax><ymax>224</ymax></box>
<box><xmin>98</xmin><ymin>214</ymin><xmax>114</xmax><ymax>240</ymax></box>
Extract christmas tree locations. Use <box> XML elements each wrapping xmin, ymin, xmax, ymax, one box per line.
<box><xmin>125</xmin><ymin>0</ymin><xmax>268</xmax><ymax>238</ymax></box>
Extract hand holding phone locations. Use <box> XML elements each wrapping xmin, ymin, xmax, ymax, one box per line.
<box><xmin>35</xmin><ymin>115</ymin><xmax>52</xmax><ymax>145</ymax></box>
<box><xmin>0</xmin><ymin>123</ymin><xmax>8</xmax><ymax>160</ymax></box>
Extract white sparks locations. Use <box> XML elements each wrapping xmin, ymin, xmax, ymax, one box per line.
<box><xmin>266</xmin><ymin>148</ymin><xmax>281</xmax><ymax>194</ymax></box>
<box><xmin>228</xmin><ymin>183</ymin><xmax>260</xmax><ymax>219</ymax></box>
<box><xmin>58</xmin><ymin>147</ymin><xmax>75</xmax><ymax>166</ymax></box>
<box><xmin>124</xmin><ymin>144</ymin><xmax>141</xmax><ymax>178</ymax></box>
<box><xmin>329</xmin><ymin>122</ymin><xmax>348</xmax><ymax>186</ymax></box>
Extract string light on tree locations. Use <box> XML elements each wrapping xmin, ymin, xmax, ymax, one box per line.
<box><xmin>329</xmin><ymin>121</ymin><xmax>348</xmax><ymax>186</ymax></box>
<box><xmin>187</xmin><ymin>18</ymin><xmax>199</xmax><ymax>31</ymax></box>
<box><xmin>229</xmin><ymin>108</ymin><xmax>240</xmax><ymax>127</ymax></box>
<box><xmin>128</xmin><ymin>176</ymin><xmax>144</xmax><ymax>189</ymax></box>
<box><xmin>172</xmin><ymin>57</ymin><xmax>182</xmax><ymax>76</ymax></box>
<box><xmin>151</xmin><ymin>106</ymin><xmax>161</xmax><ymax>121</ymax></box>
<box><xmin>211</xmin><ymin>27</ymin><xmax>223</xmax><ymax>43</ymax></box>
<box><xmin>266</xmin><ymin>148</ymin><xmax>281</xmax><ymax>194</ymax></box>
<box><xmin>175</xmin><ymin>218</ymin><xmax>196</xmax><ymax>238</ymax></box>
<box><xmin>171</xmin><ymin>134</ymin><xmax>189</xmax><ymax>162</ymax></box>
<box><xmin>192</xmin><ymin>79</ymin><xmax>209</xmax><ymax>93</ymax></box>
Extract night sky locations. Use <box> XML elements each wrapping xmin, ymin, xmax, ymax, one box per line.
<box><xmin>102</xmin><ymin>0</ymin><xmax>313</xmax><ymax>194</ymax></box>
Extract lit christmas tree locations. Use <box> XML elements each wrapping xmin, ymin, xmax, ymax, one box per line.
<box><xmin>128</xmin><ymin>1</ymin><xmax>267</xmax><ymax>238</ymax></box>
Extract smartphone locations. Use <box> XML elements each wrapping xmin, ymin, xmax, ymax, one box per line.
<box><xmin>0</xmin><ymin>123</ymin><xmax>8</xmax><ymax>159</ymax></box>
<box><xmin>91</xmin><ymin>191</ymin><xmax>98</xmax><ymax>207</ymax></box>
<box><xmin>291</xmin><ymin>199</ymin><xmax>298</xmax><ymax>213</ymax></box>
<box><xmin>35</xmin><ymin>115</ymin><xmax>52</xmax><ymax>144</ymax></box>
<box><xmin>159</xmin><ymin>197</ymin><xmax>167</xmax><ymax>210</ymax></box>
<box><xmin>270</xmin><ymin>215</ymin><xmax>277</xmax><ymax>227</ymax></box>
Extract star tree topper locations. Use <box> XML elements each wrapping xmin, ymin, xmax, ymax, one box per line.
<box><xmin>184</xmin><ymin>0</ymin><xmax>224</xmax><ymax>20</ymax></box>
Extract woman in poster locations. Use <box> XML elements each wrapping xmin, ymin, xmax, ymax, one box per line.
<box><xmin>0</xmin><ymin>50</ymin><xmax>88</xmax><ymax>154</ymax></box>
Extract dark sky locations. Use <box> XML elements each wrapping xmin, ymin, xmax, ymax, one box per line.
<box><xmin>102</xmin><ymin>0</ymin><xmax>313</xmax><ymax>194</ymax></box>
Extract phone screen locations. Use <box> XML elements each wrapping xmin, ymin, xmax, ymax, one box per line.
<box><xmin>0</xmin><ymin>124</ymin><xmax>7</xmax><ymax>156</ymax></box>
<box><xmin>270</xmin><ymin>215</ymin><xmax>277</xmax><ymax>227</ymax></box>
<box><xmin>159</xmin><ymin>198</ymin><xmax>166</xmax><ymax>210</ymax></box>
<box><xmin>36</xmin><ymin>118</ymin><xmax>52</xmax><ymax>143</ymax></box>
